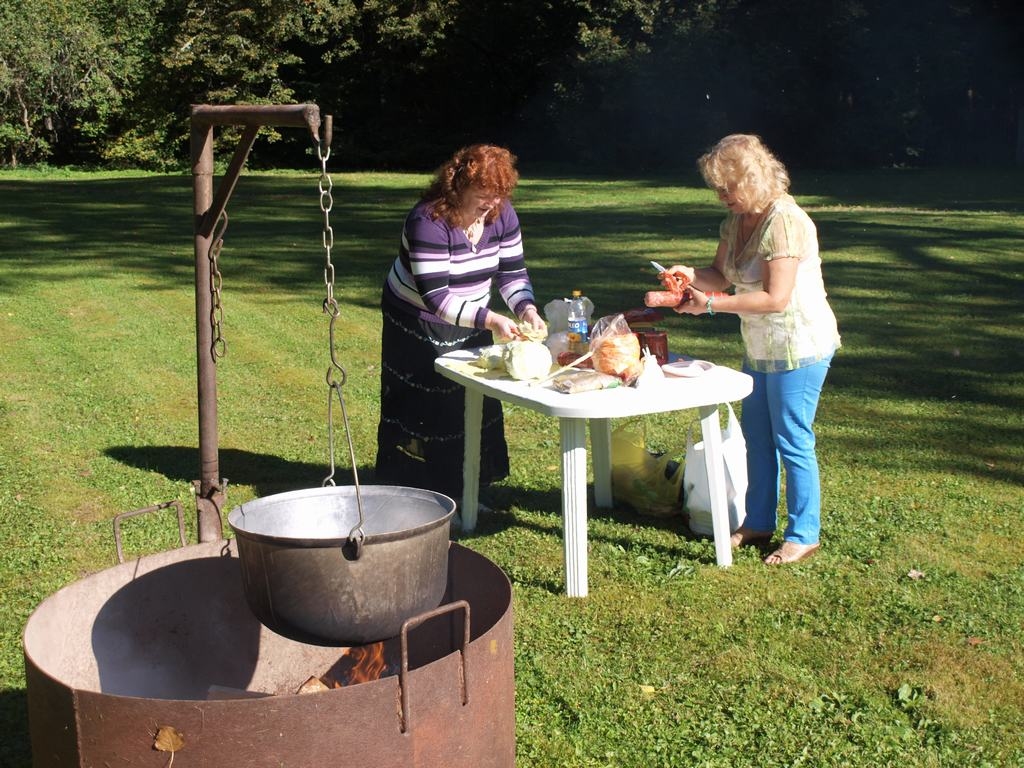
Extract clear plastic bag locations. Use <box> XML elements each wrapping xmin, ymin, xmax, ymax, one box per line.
<box><xmin>544</xmin><ymin>330</ymin><xmax>571</xmax><ymax>360</ymax></box>
<box><xmin>551</xmin><ymin>370</ymin><xmax>621</xmax><ymax>394</ymax></box>
<box><xmin>589</xmin><ymin>313</ymin><xmax>643</xmax><ymax>384</ymax></box>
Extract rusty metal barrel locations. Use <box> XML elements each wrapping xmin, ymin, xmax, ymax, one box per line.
<box><xmin>23</xmin><ymin>541</ymin><xmax>515</xmax><ymax>768</ymax></box>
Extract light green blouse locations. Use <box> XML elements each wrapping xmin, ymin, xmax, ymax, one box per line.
<box><xmin>719</xmin><ymin>195</ymin><xmax>841</xmax><ymax>372</ymax></box>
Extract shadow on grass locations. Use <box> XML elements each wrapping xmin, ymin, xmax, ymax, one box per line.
<box><xmin>464</xmin><ymin>483</ymin><xmax>723</xmax><ymax>594</ymax></box>
<box><xmin>0</xmin><ymin>688</ymin><xmax>30</xmax><ymax>768</ymax></box>
<box><xmin>3</xmin><ymin>172</ymin><xmax>1022</xmax><ymax>298</ymax></box>
<box><xmin>14</xmin><ymin>169</ymin><xmax>1019</xmax><ymax>498</ymax></box>
<box><xmin>105</xmin><ymin>445</ymin><xmax>374</xmax><ymax>498</ymax></box>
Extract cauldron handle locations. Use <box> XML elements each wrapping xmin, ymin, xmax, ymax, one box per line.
<box><xmin>323</xmin><ymin>359</ymin><xmax>366</xmax><ymax>554</ymax></box>
<box><xmin>398</xmin><ymin>600</ymin><xmax>471</xmax><ymax>734</ymax></box>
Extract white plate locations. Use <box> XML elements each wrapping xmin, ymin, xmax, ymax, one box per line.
<box><xmin>661</xmin><ymin>359</ymin><xmax>714</xmax><ymax>378</ymax></box>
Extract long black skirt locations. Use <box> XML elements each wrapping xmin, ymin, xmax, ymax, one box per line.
<box><xmin>375</xmin><ymin>299</ymin><xmax>510</xmax><ymax>501</ymax></box>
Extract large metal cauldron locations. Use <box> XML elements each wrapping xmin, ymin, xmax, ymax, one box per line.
<box><xmin>228</xmin><ymin>485</ymin><xmax>455</xmax><ymax>645</ymax></box>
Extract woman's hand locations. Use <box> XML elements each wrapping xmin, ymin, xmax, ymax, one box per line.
<box><xmin>663</xmin><ymin>264</ymin><xmax>696</xmax><ymax>286</ymax></box>
<box><xmin>645</xmin><ymin>264</ymin><xmax>696</xmax><ymax>308</ymax></box>
<box><xmin>518</xmin><ymin>305</ymin><xmax>546</xmax><ymax>333</ymax></box>
<box><xmin>674</xmin><ymin>285</ymin><xmax>708</xmax><ymax>315</ymax></box>
<box><xmin>485</xmin><ymin>311</ymin><xmax>523</xmax><ymax>341</ymax></box>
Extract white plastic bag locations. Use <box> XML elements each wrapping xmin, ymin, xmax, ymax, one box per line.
<box><xmin>684</xmin><ymin>403</ymin><xmax>747</xmax><ymax>536</ymax></box>
<box><xmin>634</xmin><ymin>348</ymin><xmax>666</xmax><ymax>389</ymax></box>
<box><xmin>544</xmin><ymin>297</ymin><xmax>594</xmax><ymax>334</ymax></box>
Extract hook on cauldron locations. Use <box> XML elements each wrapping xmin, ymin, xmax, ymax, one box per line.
<box><xmin>343</xmin><ymin>526</ymin><xmax>365</xmax><ymax>561</ymax></box>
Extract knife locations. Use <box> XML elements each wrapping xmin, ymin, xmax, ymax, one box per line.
<box><xmin>650</xmin><ymin>260</ymin><xmax>691</xmax><ymax>294</ymax></box>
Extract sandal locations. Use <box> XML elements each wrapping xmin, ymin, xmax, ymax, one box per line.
<box><xmin>730</xmin><ymin>526</ymin><xmax>773</xmax><ymax>549</ymax></box>
<box><xmin>764</xmin><ymin>541</ymin><xmax>820</xmax><ymax>565</ymax></box>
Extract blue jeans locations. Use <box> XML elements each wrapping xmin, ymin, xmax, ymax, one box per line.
<box><xmin>740</xmin><ymin>354</ymin><xmax>833</xmax><ymax>545</ymax></box>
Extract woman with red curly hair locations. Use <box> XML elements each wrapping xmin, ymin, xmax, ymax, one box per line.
<box><xmin>376</xmin><ymin>144</ymin><xmax>546</xmax><ymax>504</ymax></box>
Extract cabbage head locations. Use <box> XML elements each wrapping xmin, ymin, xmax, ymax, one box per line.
<box><xmin>473</xmin><ymin>345</ymin><xmax>506</xmax><ymax>370</ymax></box>
<box><xmin>503</xmin><ymin>340</ymin><xmax>553</xmax><ymax>380</ymax></box>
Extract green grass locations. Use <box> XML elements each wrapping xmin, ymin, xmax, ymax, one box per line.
<box><xmin>1</xmin><ymin>165</ymin><xmax>1022</xmax><ymax>767</ymax></box>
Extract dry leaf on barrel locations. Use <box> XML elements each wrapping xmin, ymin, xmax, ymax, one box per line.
<box><xmin>154</xmin><ymin>726</ymin><xmax>185</xmax><ymax>753</ymax></box>
<box><xmin>154</xmin><ymin>725</ymin><xmax>184</xmax><ymax>766</ymax></box>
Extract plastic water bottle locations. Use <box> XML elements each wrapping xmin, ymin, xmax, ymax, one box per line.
<box><xmin>567</xmin><ymin>290</ymin><xmax>589</xmax><ymax>355</ymax></box>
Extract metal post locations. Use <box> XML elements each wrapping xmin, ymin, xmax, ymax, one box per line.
<box><xmin>189</xmin><ymin>103</ymin><xmax>324</xmax><ymax>543</ymax></box>
<box><xmin>191</xmin><ymin>119</ymin><xmax>225</xmax><ymax>542</ymax></box>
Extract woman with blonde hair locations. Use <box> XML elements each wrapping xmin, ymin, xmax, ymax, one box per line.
<box><xmin>665</xmin><ymin>134</ymin><xmax>840</xmax><ymax>564</ymax></box>
<box><xmin>375</xmin><ymin>144</ymin><xmax>546</xmax><ymax>503</ymax></box>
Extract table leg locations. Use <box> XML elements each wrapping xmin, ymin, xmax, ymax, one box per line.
<box><xmin>460</xmin><ymin>389</ymin><xmax>483</xmax><ymax>532</ymax></box>
<box><xmin>589</xmin><ymin>418</ymin><xmax>613</xmax><ymax>508</ymax></box>
<box><xmin>698</xmin><ymin>404</ymin><xmax>734</xmax><ymax>567</ymax></box>
<box><xmin>560</xmin><ymin>417</ymin><xmax>589</xmax><ymax>597</ymax></box>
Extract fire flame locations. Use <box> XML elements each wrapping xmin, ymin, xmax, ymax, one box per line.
<box><xmin>323</xmin><ymin>641</ymin><xmax>395</xmax><ymax>687</ymax></box>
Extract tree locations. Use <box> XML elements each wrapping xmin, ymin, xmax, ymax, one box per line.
<box><xmin>3</xmin><ymin>0</ymin><xmax>1021</xmax><ymax>169</ymax></box>
<box><xmin>0</xmin><ymin>0</ymin><xmax>129</xmax><ymax>166</ymax></box>
<box><xmin>107</xmin><ymin>0</ymin><xmax>355</xmax><ymax>168</ymax></box>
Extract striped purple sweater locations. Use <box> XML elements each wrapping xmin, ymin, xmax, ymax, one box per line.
<box><xmin>383</xmin><ymin>200</ymin><xmax>536</xmax><ymax>328</ymax></box>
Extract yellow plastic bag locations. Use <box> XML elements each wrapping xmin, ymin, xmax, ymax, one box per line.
<box><xmin>611</xmin><ymin>424</ymin><xmax>683</xmax><ymax>517</ymax></box>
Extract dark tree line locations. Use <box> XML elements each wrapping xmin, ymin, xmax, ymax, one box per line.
<box><xmin>2</xmin><ymin>0</ymin><xmax>1022</xmax><ymax>171</ymax></box>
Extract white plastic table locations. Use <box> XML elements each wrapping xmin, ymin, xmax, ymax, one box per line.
<box><xmin>435</xmin><ymin>351</ymin><xmax>753</xmax><ymax>597</ymax></box>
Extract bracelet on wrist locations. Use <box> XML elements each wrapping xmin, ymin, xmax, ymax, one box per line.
<box><xmin>706</xmin><ymin>295</ymin><xmax>715</xmax><ymax>316</ymax></box>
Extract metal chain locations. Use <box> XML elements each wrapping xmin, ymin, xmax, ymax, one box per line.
<box><xmin>319</xmin><ymin>151</ymin><xmax>337</xmax><ymax>315</ymax></box>
<box><xmin>317</xmin><ymin>133</ymin><xmax>365</xmax><ymax>551</ymax></box>
<box><xmin>318</xmin><ymin>140</ymin><xmax>342</xmax><ymax>483</ymax></box>
<box><xmin>208</xmin><ymin>210</ymin><xmax>229</xmax><ymax>359</ymax></box>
